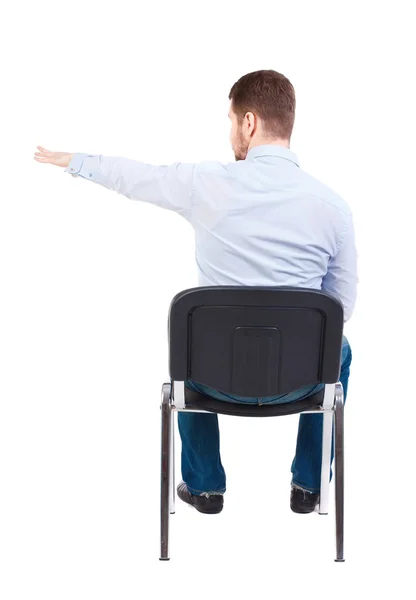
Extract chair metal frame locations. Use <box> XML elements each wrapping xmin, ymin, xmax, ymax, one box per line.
<box><xmin>160</xmin><ymin>379</ymin><xmax>345</xmax><ymax>562</ymax></box>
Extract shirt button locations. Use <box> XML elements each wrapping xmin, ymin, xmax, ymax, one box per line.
<box><xmin>89</xmin><ymin>173</ymin><xmax>92</xmax><ymax>177</ymax></box>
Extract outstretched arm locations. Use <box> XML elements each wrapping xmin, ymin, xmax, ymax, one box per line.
<box><xmin>34</xmin><ymin>146</ymin><xmax>196</xmax><ymax>220</ymax></box>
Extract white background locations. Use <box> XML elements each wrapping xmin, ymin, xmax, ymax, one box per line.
<box><xmin>1</xmin><ymin>0</ymin><xmax>415</xmax><ymax>598</ymax></box>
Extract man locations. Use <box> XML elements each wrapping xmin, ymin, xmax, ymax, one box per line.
<box><xmin>34</xmin><ymin>69</ymin><xmax>357</xmax><ymax>516</ymax></box>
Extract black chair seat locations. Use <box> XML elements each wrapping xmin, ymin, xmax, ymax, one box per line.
<box><xmin>184</xmin><ymin>386</ymin><xmax>325</xmax><ymax>417</ymax></box>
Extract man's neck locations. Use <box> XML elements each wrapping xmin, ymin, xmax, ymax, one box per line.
<box><xmin>249</xmin><ymin>138</ymin><xmax>290</xmax><ymax>150</ymax></box>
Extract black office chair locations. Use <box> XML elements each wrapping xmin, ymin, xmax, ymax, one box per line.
<box><xmin>160</xmin><ymin>287</ymin><xmax>345</xmax><ymax>562</ymax></box>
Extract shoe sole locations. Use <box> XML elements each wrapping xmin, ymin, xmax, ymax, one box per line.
<box><xmin>291</xmin><ymin>507</ymin><xmax>317</xmax><ymax>514</ymax></box>
<box><xmin>184</xmin><ymin>501</ymin><xmax>223</xmax><ymax>515</ymax></box>
<box><xmin>178</xmin><ymin>490</ymin><xmax>223</xmax><ymax>514</ymax></box>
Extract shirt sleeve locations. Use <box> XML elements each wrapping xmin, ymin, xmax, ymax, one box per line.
<box><xmin>64</xmin><ymin>153</ymin><xmax>196</xmax><ymax>220</ymax></box>
<box><xmin>321</xmin><ymin>215</ymin><xmax>358</xmax><ymax>322</ymax></box>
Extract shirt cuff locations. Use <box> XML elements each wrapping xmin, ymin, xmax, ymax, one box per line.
<box><xmin>64</xmin><ymin>153</ymin><xmax>90</xmax><ymax>177</ymax></box>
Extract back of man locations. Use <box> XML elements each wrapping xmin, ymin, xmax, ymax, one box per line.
<box><xmin>191</xmin><ymin>146</ymin><xmax>356</xmax><ymax>322</ymax></box>
<box><xmin>34</xmin><ymin>68</ymin><xmax>357</xmax><ymax>514</ymax></box>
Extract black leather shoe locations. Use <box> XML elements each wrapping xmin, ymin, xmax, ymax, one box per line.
<box><xmin>290</xmin><ymin>485</ymin><xmax>320</xmax><ymax>514</ymax></box>
<box><xmin>177</xmin><ymin>482</ymin><xmax>224</xmax><ymax>514</ymax></box>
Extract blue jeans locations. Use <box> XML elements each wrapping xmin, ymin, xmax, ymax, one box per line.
<box><xmin>178</xmin><ymin>336</ymin><xmax>352</xmax><ymax>495</ymax></box>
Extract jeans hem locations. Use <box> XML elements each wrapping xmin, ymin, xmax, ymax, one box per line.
<box><xmin>185</xmin><ymin>483</ymin><xmax>226</xmax><ymax>496</ymax></box>
<box><xmin>292</xmin><ymin>480</ymin><xmax>320</xmax><ymax>494</ymax></box>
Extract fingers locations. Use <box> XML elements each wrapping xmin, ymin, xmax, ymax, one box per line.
<box><xmin>36</xmin><ymin>146</ymin><xmax>52</xmax><ymax>155</ymax></box>
<box><xmin>34</xmin><ymin>146</ymin><xmax>52</xmax><ymax>163</ymax></box>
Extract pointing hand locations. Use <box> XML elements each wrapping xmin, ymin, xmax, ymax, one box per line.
<box><xmin>33</xmin><ymin>146</ymin><xmax>74</xmax><ymax>168</ymax></box>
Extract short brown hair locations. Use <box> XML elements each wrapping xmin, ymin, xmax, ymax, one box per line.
<box><xmin>229</xmin><ymin>70</ymin><xmax>296</xmax><ymax>139</ymax></box>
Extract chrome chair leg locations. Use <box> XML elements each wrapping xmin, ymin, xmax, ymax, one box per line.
<box><xmin>170</xmin><ymin>410</ymin><xmax>176</xmax><ymax>514</ymax></box>
<box><xmin>334</xmin><ymin>382</ymin><xmax>345</xmax><ymax>562</ymax></box>
<box><xmin>160</xmin><ymin>383</ymin><xmax>172</xmax><ymax>561</ymax></box>
<box><xmin>319</xmin><ymin>410</ymin><xmax>333</xmax><ymax>515</ymax></box>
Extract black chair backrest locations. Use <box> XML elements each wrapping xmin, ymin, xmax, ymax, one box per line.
<box><xmin>168</xmin><ymin>287</ymin><xmax>344</xmax><ymax>398</ymax></box>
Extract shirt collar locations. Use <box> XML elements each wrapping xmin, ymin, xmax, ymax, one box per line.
<box><xmin>246</xmin><ymin>144</ymin><xmax>300</xmax><ymax>166</ymax></box>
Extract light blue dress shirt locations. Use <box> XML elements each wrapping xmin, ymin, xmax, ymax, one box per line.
<box><xmin>65</xmin><ymin>144</ymin><xmax>357</xmax><ymax>320</ymax></box>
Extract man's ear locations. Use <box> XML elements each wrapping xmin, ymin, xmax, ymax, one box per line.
<box><xmin>246</xmin><ymin>112</ymin><xmax>257</xmax><ymax>136</ymax></box>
